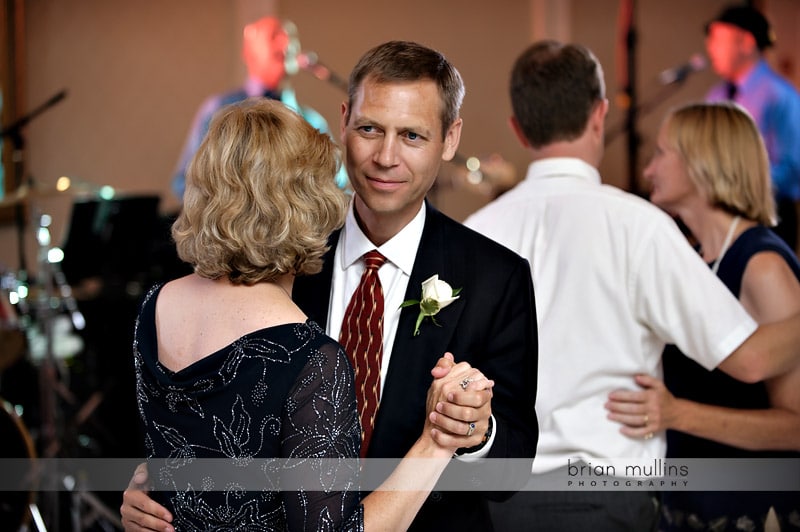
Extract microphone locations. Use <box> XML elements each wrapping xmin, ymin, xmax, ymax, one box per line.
<box><xmin>296</xmin><ymin>52</ymin><xmax>320</xmax><ymax>72</ymax></box>
<box><xmin>282</xmin><ymin>20</ymin><xmax>302</xmax><ymax>75</ymax></box>
<box><xmin>296</xmin><ymin>51</ymin><xmax>348</xmax><ymax>93</ymax></box>
<box><xmin>658</xmin><ymin>54</ymin><xmax>707</xmax><ymax>85</ymax></box>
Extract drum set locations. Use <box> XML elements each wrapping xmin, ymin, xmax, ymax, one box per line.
<box><xmin>1</xmin><ymin>179</ymin><xmax>123</xmax><ymax>531</ymax></box>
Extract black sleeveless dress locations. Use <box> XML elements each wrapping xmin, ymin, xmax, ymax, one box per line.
<box><xmin>661</xmin><ymin>226</ymin><xmax>800</xmax><ymax>531</ymax></box>
<box><xmin>133</xmin><ymin>284</ymin><xmax>364</xmax><ymax>531</ymax></box>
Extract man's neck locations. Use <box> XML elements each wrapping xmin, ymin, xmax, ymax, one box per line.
<box><xmin>729</xmin><ymin>55</ymin><xmax>760</xmax><ymax>84</ymax></box>
<box><xmin>530</xmin><ymin>140</ymin><xmax>601</xmax><ymax>170</ymax></box>
<box><xmin>352</xmin><ymin>196</ymin><xmax>424</xmax><ymax>247</ymax></box>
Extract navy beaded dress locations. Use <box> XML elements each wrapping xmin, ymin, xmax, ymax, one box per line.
<box><xmin>661</xmin><ymin>226</ymin><xmax>800</xmax><ymax>531</ymax></box>
<box><xmin>133</xmin><ymin>284</ymin><xmax>365</xmax><ymax>531</ymax></box>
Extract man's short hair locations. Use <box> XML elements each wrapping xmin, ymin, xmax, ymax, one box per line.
<box><xmin>705</xmin><ymin>4</ymin><xmax>775</xmax><ymax>50</ymax></box>
<box><xmin>509</xmin><ymin>40</ymin><xmax>605</xmax><ymax>149</ymax></box>
<box><xmin>346</xmin><ymin>40</ymin><xmax>464</xmax><ymax>140</ymax></box>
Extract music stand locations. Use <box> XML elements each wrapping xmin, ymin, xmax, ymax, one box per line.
<box><xmin>60</xmin><ymin>195</ymin><xmax>161</xmax><ymax>286</ymax></box>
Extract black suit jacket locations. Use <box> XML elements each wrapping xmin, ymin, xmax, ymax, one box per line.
<box><xmin>293</xmin><ymin>203</ymin><xmax>538</xmax><ymax>531</ymax></box>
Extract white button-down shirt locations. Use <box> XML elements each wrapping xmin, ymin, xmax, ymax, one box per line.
<box><xmin>327</xmin><ymin>201</ymin><xmax>425</xmax><ymax>395</ymax></box>
<box><xmin>466</xmin><ymin>157</ymin><xmax>757</xmax><ymax>474</ymax></box>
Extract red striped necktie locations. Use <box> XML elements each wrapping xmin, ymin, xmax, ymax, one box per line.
<box><xmin>339</xmin><ymin>250</ymin><xmax>387</xmax><ymax>457</ymax></box>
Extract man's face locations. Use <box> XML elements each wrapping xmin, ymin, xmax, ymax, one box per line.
<box><xmin>243</xmin><ymin>17</ymin><xmax>289</xmax><ymax>89</ymax></box>
<box><xmin>705</xmin><ymin>22</ymin><xmax>750</xmax><ymax>80</ymax></box>
<box><xmin>341</xmin><ymin>78</ymin><xmax>461</xmax><ymax>241</ymax></box>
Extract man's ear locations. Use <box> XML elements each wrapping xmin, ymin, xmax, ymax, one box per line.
<box><xmin>509</xmin><ymin>116</ymin><xmax>531</xmax><ymax>149</ymax></box>
<box><xmin>339</xmin><ymin>101</ymin><xmax>348</xmax><ymax>144</ymax></box>
<box><xmin>739</xmin><ymin>30</ymin><xmax>758</xmax><ymax>55</ymax></box>
<box><xmin>589</xmin><ymin>98</ymin><xmax>609</xmax><ymax>138</ymax></box>
<box><xmin>441</xmin><ymin>117</ymin><xmax>463</xmax><ymax>162</ymax></box>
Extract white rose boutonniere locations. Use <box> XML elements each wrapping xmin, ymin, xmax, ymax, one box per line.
<box><xmin>399</xmin><ymin>274</ymin><xmax>462</xmax><ymax>336</ymax></box>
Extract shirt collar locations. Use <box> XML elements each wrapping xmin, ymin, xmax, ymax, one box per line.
<box><xmin>737</xmin><ymin>58</ymin><xmax>768</xmax><ymax>93</ymax></box>
<box><xmin>243</xmin><ymin>77</ymin><xmax>280</xmax><ymax>99</ymax></box>
<box><xmin>525</xmin><ymin>157</ymin><xmax>601</xmax><ymax>184</ymax></box>
<box><xmin>340</xmin><ymin>199</ymin><xmax>425</xmax><ymax>276</ymax></box>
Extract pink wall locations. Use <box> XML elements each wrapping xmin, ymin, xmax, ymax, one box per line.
<box><xmin>1</xmin><ymin>0</ymin><xmax>797</xmax><ymax>274</ymax></box>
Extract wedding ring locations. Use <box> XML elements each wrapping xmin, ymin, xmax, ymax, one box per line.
<box><xmin>643</xmin><ymin>414</ymin><xmax>649</xmax><ymax>426</ymax></box>
<box><xmin>644</xmin><ymin>432</ymin><xmax>654</xmax><ymax>440</ymax></box>
<box><xmin>467</xmin><ymin>422</ymin><xmax>476</xmax><ymax>437</ymax></box>
<box><xmin>459</xmin><ymin>377</ymin><xmax>473</xmax><ymax>391</ymax></box>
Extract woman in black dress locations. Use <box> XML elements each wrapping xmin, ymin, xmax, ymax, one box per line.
<box><xmin>607</xmin><ymin>102</ymin><xmax>800</xmax><ymax>531</ymax></box>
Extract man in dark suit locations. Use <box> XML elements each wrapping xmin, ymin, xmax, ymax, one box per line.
<box><xmin>121</xmin><ymin>40</ymin><xmax>538</xmax><ymax>531</ymax></box>
<box><xmin>293</xmin><ymin>204</ymin><xmax>538</xmax><ymax>529</ymax></box>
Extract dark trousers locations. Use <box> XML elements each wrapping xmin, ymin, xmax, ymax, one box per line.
<box><xmin>488</xmin><ymin>487</ymin><xmax>659</xmax><ymax>532</ymax></box>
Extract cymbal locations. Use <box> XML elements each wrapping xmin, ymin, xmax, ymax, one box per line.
<box><xmin>0</xmin><ymin>178</ymin><xmax>105</xmax><ymax>208</ymax></box>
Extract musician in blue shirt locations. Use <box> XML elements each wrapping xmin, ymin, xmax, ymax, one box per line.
<box><xmin>704</xmin><ymin>4</ymin><xmax>800</xmax><ymax>249</ymax></box>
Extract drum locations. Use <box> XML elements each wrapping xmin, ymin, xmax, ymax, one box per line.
<box><xmin>0</xmin><ymin>397</ymin><xmax>36</xmax><ymax>530</ymax></box>
<box><xmin>0</xmin><ymin>271</ymin><xmax>26</xmax><ymax>372</ymax></box>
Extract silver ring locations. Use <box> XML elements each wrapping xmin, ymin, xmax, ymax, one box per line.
<box><xmin>466</xmin><ymin>422</ymin><xmax>476</xmax><ymax>437</ymax></box>
<box><xmin>644</xmin><ymin>432</ymin><xmax>654</xmax><ymax>440</ymax></box>
<box><xmin>459</xmin><ymin>378</ymin><xmax>473</xmax><ymax>391</ymax></box>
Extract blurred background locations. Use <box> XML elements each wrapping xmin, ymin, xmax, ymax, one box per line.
<box><xmin>0</xmin><ymin>0</ymin><xmax>797</xmax><ymax>530</ymax></box>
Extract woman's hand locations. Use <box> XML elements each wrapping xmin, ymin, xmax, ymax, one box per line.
<box><xmin>424</xmin><ymin>352</ymin><xmax>494</xmax><ymax>453</ymax></box>
<box><xmin>605</xmin><ymin>374</ymin><xmax>678</xmax><ymax>439</ymax></box>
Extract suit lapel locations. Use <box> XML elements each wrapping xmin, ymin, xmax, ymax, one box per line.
<box><xmin>297</xmin><ymin>211</ymin><xmax>470</xmax><ymax>458</ymax></box>
<box><xmin>369</xmin><ymin>204</ymin><xmax>468</xmax><ymax>456</ymax></box>
<box><xmin>392</xmin><ymin>205</ymin><xmax>466</xmax><ymax>369</ymax></box>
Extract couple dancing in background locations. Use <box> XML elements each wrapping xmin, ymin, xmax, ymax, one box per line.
<box><xmin>464</xmin><ymin>39</ymin><xmax>800</xmax><ymax>531</ymax></box>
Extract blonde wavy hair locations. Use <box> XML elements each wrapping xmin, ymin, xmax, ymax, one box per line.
<box><xmin>172</xmin><ymin>98</ymin><xmax>348</xmax><ymax>284</ymax></box>
<box><xmin>662</xmin><ymin>101</ymin><xmax>776</xmax><ymax>226</ymax></box>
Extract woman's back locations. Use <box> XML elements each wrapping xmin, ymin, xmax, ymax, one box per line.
<box><xmin>134</xmin><ymin>282</ymin><xmax>362</xmax><ymax>530</ymax></box>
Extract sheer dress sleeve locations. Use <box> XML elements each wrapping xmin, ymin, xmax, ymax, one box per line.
<box><xmin>280</xmin><ymin>337</ymin><xmax>365</xmax><ymax>532</ymax></box>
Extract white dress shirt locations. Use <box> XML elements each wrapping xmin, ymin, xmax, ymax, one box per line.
<box><xmin>465</xmin><ymin>157</ymin><xmax>757</xmax><ymax>474</ymax></box>
<box><xmin>327</xmin><ymin>201</ymin><xmax>425</xmax><ymax>395</ymax></box>
<box><xmin>328</xmin><ymin>200</ymin><xmax>497</xmax><ymax>458</ymax></box>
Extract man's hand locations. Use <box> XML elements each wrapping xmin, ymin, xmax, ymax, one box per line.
<box><xmin>120</xmin><ymin>463</ymin><xmax>174</xmax><ymax>532</ymax></box>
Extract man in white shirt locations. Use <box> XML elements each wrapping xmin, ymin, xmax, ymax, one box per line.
<box><xmin>465</xmin><ymin>40</ymin><xmax>800</xmax><ymax>532</ymax></box>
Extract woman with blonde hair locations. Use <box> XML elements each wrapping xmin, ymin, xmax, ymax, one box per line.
<box><xmin>127</xmin><ymin>98</ymin><xmax>482</xmax><ymax>531</ymax></box>
<box><xmin>606</xmin><ymin>101</ymin><xmax>800</xmax><ymax>530</ymax></box>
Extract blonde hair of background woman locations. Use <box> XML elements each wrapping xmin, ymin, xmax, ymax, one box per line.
<box><xmin>661</xmin><ymin>101</ymin><xmax>776</xmax><ymax>226</ymax></box>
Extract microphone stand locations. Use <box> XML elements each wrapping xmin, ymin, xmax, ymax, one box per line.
<box><xmin>300</xmin><ymin>56</ymin><xmax>348</xmax><ymax>93</ymax></box>
<box><xmin>0</xmin><ymin>89</ymin><xmax>68</xmax><ymax>278</ymax></box>
<box><xmin>0</xmin><ymin>90</ymin><xmax>67</xmax><ymax>138</ymax></box>
<box><xmin>623</xmin><ymin>0</ymin><xmax>640</xmax><ymax>196</ymax></box>
<box><xmin>605</xmin><ymin>80</ymin><xmax>688</xmax><ymax>146</ymax></box>
<box><xmin>606</xmin><ymin>56</ymin><xmax>701</xmax><ymax>203</ymax></box>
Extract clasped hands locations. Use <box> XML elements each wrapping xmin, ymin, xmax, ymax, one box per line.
<box><xmin>425</xmin><ymin>352</ymin><xmax>494</xmax><ymax>452</ymax></box>
<box><xmin>119</xmin><ymin>352</ymin><xmax>494</xmax><ymax>532</ymax></box>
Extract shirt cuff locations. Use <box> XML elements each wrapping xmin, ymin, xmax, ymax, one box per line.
<box><xmin>454</xmin><ymin>414</ymin><xmax>496</xmax><ymax>462</ymax></box>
